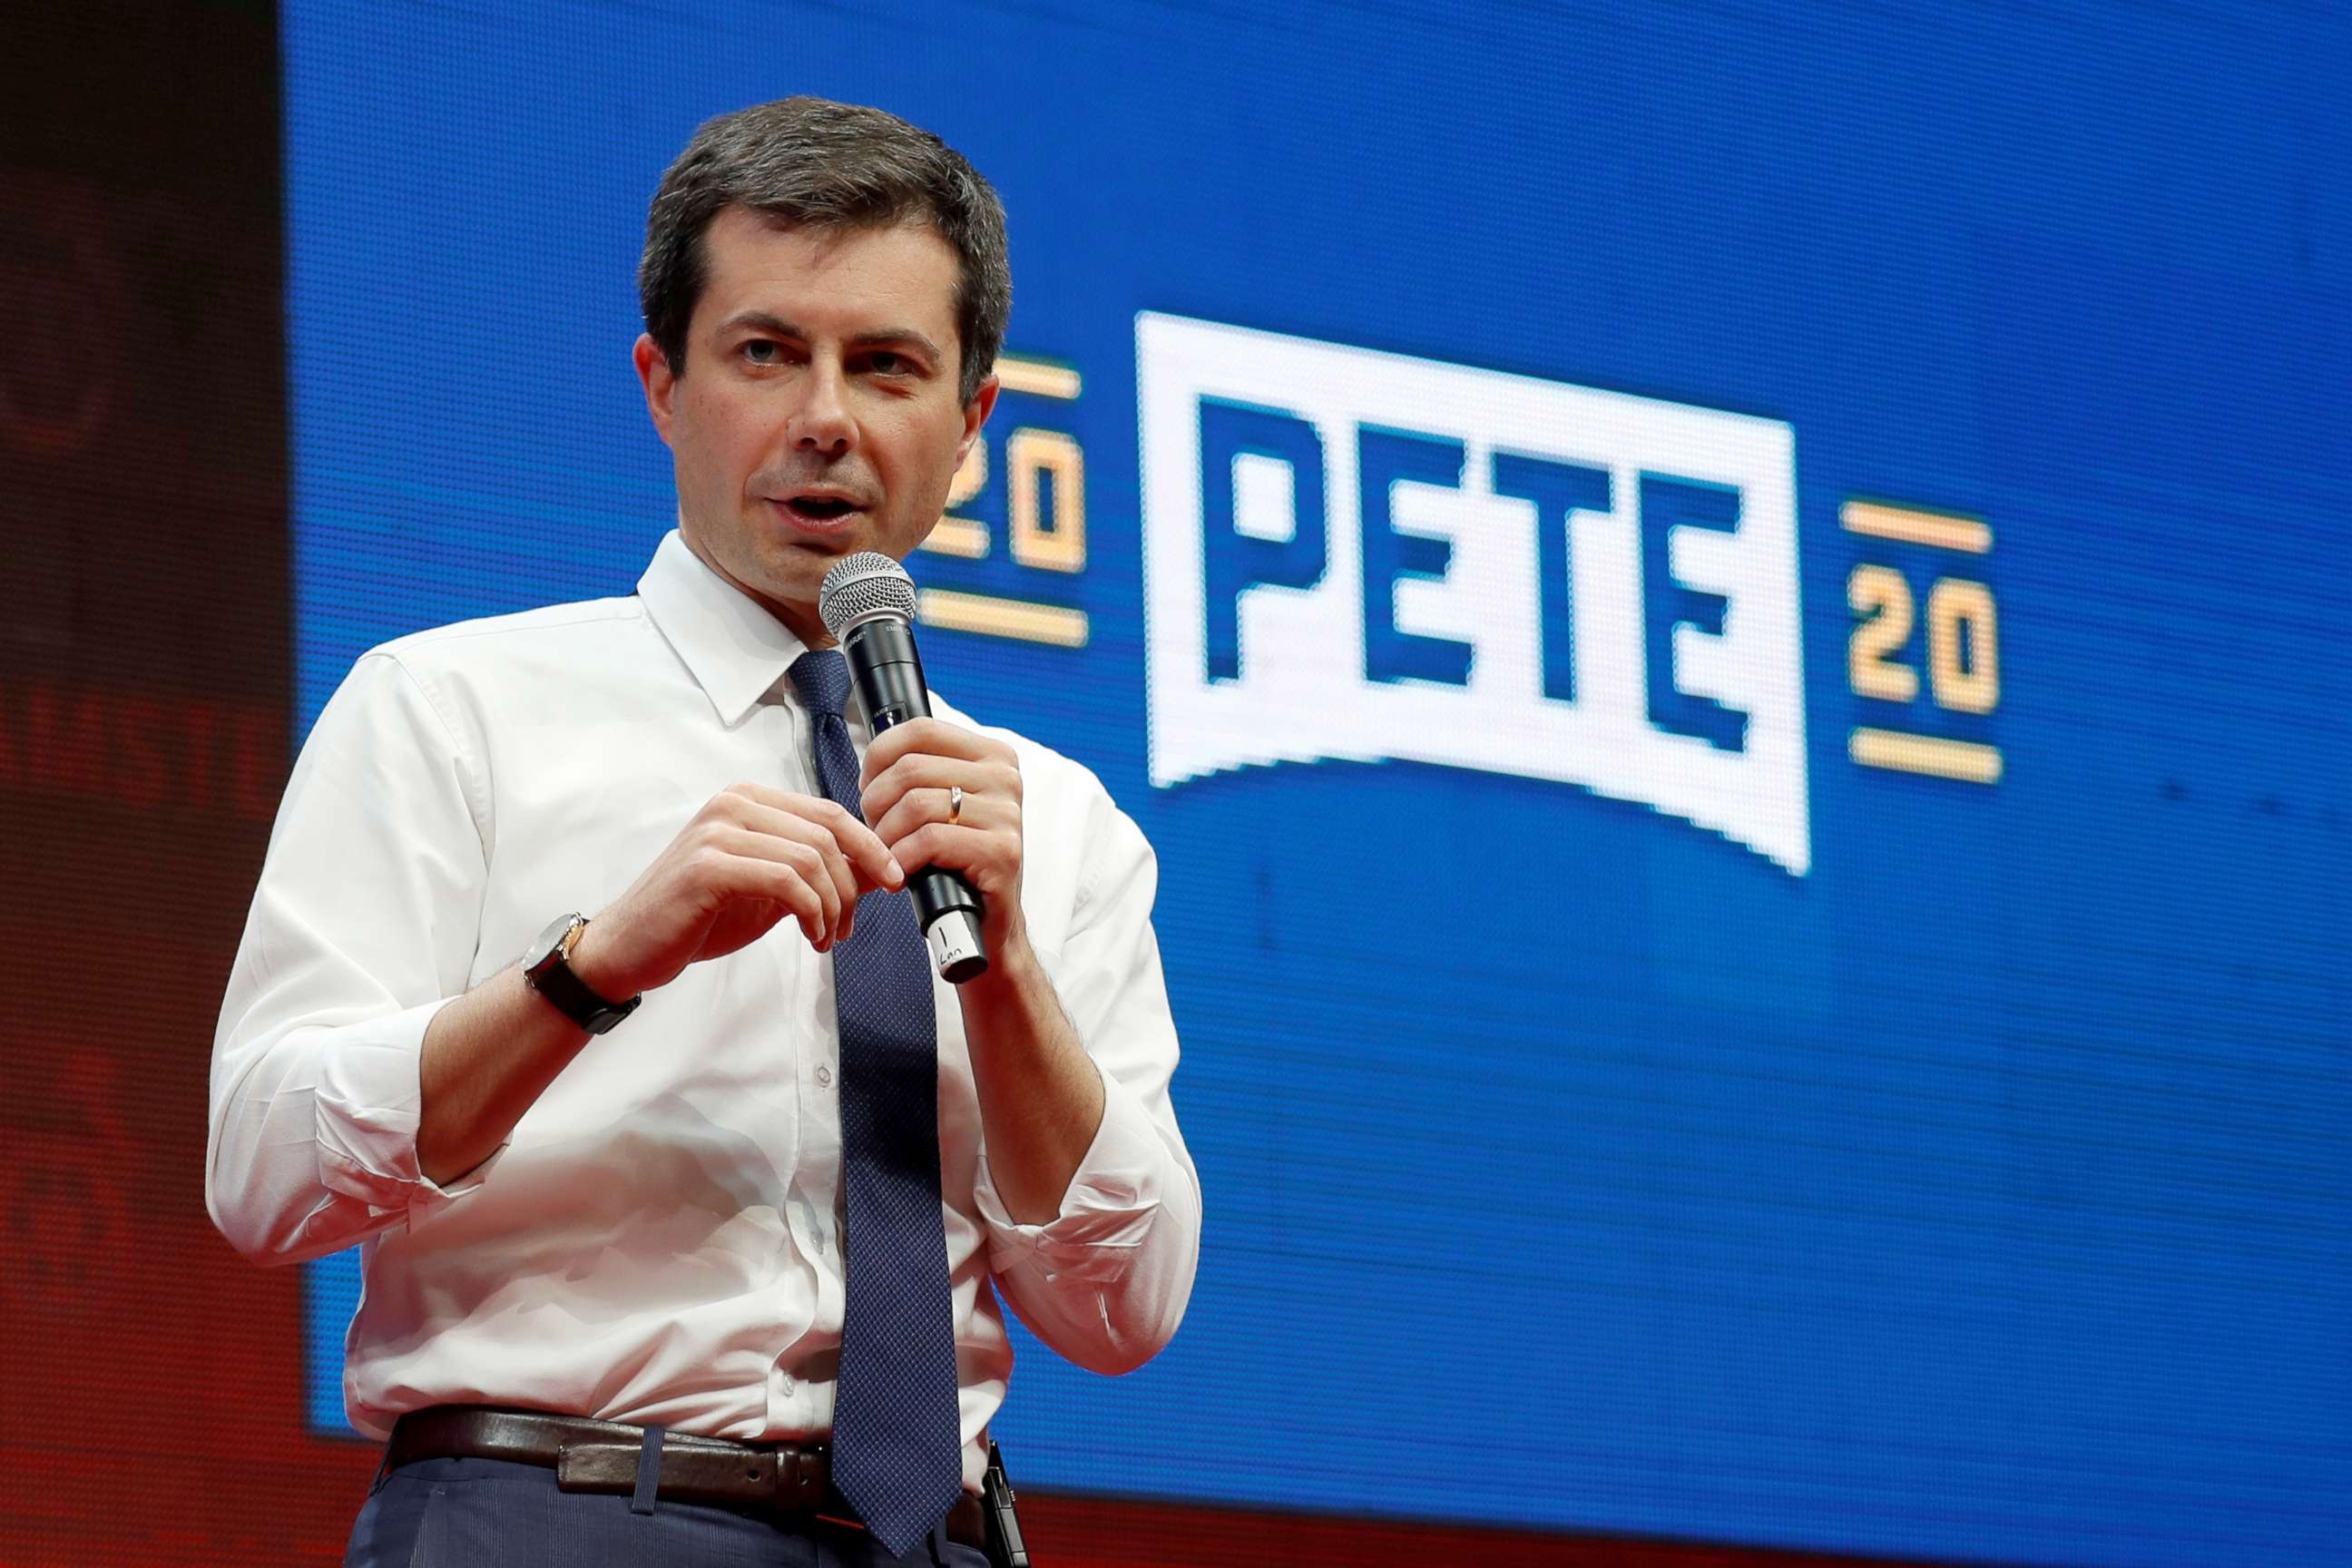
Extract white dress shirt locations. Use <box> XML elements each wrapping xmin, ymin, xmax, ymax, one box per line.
<box><xmin>207</xmin><ymin>529</ymin><xmax>1200</xmax><ymax>1489</ymax></box>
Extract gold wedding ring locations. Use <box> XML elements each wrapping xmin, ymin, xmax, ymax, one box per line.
<box><xmin>947</xmin><ymin>784</ymin><xmax>965</xmax><ymax>824</ymax></box>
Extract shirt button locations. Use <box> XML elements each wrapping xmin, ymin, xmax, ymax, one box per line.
<box><xmin>778</xmin><ymin>1372</ymin><xmax>796</xmax><ymax>1394</ymax></box>
<box><xmin>815</xmin><ymin>1065</ymin><xmax>833</xmax><ymax>1087</ymax></box>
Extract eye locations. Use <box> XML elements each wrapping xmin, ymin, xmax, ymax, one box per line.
<box><xmin>867</xmin><ymin>351</ymin><xmax>909</xmax><ymax>376</ymax></box>
<box><xmin>741</xmin><ymin>339</ymin><xmax>781</xmax><ymax>366</ymax></box>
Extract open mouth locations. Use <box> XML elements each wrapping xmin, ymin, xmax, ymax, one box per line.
<box><xmin>772</xmin><ymin>494</ymin><xmax>864</xmax><ymax>525</ymax></box>
<box><xmin>783</xmin><ymin>495</ymin><xmax>858</xmax><ymax>520</ymax></box>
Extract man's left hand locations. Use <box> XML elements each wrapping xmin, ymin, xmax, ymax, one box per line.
<box><xmin>859</xmin><ymin>717</ymin><xmax>1028</xmax><ymax>956</ymax></box>
<box><xmin>866</xmin><ymin>716</ymin><xmax>1100</xmax><ymax>1223</ymax></box>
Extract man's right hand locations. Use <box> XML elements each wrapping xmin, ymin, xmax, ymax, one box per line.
<box><xmin>570</xmin><ymin>781</ymin><xmax>905</xmax><ymax>1000</ymax></box>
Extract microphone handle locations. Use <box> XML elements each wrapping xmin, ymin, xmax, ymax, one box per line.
<box><xmin>839</xmin><ymin>615</ymin><xmax>990</xmax><ymax>983</ymax></box>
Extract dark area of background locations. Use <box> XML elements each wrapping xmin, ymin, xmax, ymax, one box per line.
<box><xmin>1</xmin><ymin>0</ymin><xmax>316</xmax><ymax>1555</ymax></box>
<box><xmin>0</xmin><ymin>3</ymin><xmax>1999</xmax><ymax>1562</ymax></box>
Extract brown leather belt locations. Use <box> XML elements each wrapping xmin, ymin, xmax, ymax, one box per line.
<box><xmin>385</xmin><ymin>1406</ymin><xmax>986</xmax><ymax>1549</ymax></box>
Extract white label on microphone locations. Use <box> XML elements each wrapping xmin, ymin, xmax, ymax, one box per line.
<box><xmin>926</xmin><ymin>908</ymin><xmax>985</xmax><ymax>977</ymax></box>
<box><xmin>1136</xmin><ymin>313</ymin><xmax>1810</xmax><ymax>875</ymax></box>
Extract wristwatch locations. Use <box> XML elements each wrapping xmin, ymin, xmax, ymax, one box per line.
<box><xmin>520</xmin><ymin>912</ymin><xmax>641</xmax><ymax>1034</ymax></box>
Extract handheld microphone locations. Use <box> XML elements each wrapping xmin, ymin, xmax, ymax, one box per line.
<box><xmin>818</xmin><ymin>553</ymin><xmax>988</xmax><ymax>984</ymax></box>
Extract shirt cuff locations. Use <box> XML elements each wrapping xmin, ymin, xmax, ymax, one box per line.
<box><xmin>972</xmin><ymin>1063</ymin><xmax>1167</xmax><ymax>1283</ymax></box>
<box><xmin>309</xmin><ymin>995</ymin><xmax>505</xmax><ymax>1232</ymax></box>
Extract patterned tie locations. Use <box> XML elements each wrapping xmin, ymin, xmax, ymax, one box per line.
<box><xmin>788</xmin><ymin>649</ymin><xmax>964</xmax><ymax>1558</ymax></box>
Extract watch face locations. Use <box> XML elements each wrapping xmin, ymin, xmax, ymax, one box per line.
<box><xmin>524</xmin><ymin>912</ymin><xmax>582</xmax><ymax>972</ymax></box>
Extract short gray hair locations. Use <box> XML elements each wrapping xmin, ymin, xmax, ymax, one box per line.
<box><xmin>639</xmin><ymin>98</ymin><xmax>1011</xmax><ymax>404</ymax></box>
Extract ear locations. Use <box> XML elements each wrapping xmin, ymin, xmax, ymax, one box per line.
<box><xmin>632</xmin><ymin>334</ymin><xmax>677</xmax><ymax>446</ymax></box>
<box><xmin>956</xmin><ymin>373</ymin><xmax>999</xmax><ymax>466</ymax></box>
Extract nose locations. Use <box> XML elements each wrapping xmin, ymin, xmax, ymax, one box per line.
<box><xmin>788</xmin><ymin>363</ymin><xmax>855</xmax><ymax>459</ymax></box>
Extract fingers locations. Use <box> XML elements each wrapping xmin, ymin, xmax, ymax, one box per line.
<box><xmin>868</xmin><ymin>782</ymin><xmax>1004</xmax><ymax>849</ymax></box>
<box><xmin>753</xmin><ymin>801</ymin><xmax>870</xmax><ymax>931</ymax></box>
<box><xmin>860</xmin><ymin>717</ymin><xmax>1010</xmax><ymax>787</ymax></box>
<box><xmin>726</xmin><ymin>782</ymin><xmax>906</xmax><ymax>893</ymax></box>
<box><xmin>703</xmin><ymin>827</ymin><xmax>838</xmax><ymax>948</ymax></box>
<box><xmin>850</xmin><ymin>730</ymin><xmax>1024</xmax><ymax>904</ymax></box>
<box><xmin>877</xmin><ymin>782</ymin><xmax>1023</xmax><ymax>891</ymax></box>
<box><xmin>859</xmin><ymin>750</ymin><xmax>1020</xmax><ymax>835</ymax></box>
<box><xmin>707</xmin><ymin>824</ymin><xmax>849</xmax><ymax>948</ymax></box>
<box><xmin>708</xmin><ymin>784</ymin><xmax>906</xmax><ymax>951</ymax></box>
<box><xmin>887</xmin><ymin>819</ymin><xmax>1018</xmax><ymax>887</ymax></box>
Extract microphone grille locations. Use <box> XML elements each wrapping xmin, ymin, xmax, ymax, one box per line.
<box><xmin>818</xmin><ymin>553</ymin><xmax>917</xmax><ymax>640</ymax></box>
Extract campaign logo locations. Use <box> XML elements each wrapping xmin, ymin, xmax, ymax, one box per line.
<box><xmin>1135</xmin><ymin>314</ymin><xmax>1810</xmax><ymax>876</ymax></box>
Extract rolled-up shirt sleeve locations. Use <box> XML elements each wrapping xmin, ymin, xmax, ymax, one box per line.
<box><xmin>206</xmin><ymin>651</ymin><xmax>495</xmax><ymax>1265</ymax></box>
<box><xmin>971</xmin><ymin>789</ymin><xmax>1201</xmax><ymax>1376</ymax></box>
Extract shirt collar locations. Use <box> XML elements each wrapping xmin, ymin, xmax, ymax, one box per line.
<box><xmin>637</xmin><ymin>527</ymin><xmax>815</xmax><ymax>727</ymax></box>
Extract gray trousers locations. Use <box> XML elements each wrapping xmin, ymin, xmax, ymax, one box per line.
<box><xmin>345</xmin><ymin>1453</ymin><xmax>988</xmax><ymax>1568</ymax></box>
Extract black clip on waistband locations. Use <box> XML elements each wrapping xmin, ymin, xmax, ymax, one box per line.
<box><xmin>982</xmin><ymin>1440</ymin><xmax>1029</xmax><ymax>1568</ymax></box>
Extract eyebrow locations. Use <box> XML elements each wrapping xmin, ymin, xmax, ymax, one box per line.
<box><xmin>713</xmin><ymin>309</ymin><xmax>944</xmax><ymax>364</ymax></box>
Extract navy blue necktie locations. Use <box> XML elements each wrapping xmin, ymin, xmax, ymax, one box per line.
<box><xmin>789</xmin><ymin>649</ymin><xmax>963</xmax><ymax>1558</ymax></box>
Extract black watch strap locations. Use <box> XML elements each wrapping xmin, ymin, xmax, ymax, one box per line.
<box><xmin>523</xmin><ymin>914</ymin><xmax>641</xmax><ymax>1034</ymax></box>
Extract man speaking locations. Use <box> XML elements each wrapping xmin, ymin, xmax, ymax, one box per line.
<box><xmin>208</xmin><ymin>97</ymin><xmax>1200</xmax><ymax>1566</ymax></box>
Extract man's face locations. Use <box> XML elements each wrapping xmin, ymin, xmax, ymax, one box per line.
<box><xmin>633</xmin><ymin>204</ymin><xmax>996</xmax><ymax>644</ymax></box>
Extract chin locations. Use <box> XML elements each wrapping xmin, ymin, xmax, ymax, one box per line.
<box><xmin>762</xmin><ymin>551</ymin><xmax>828</xmax><ymax>603</ymax></box>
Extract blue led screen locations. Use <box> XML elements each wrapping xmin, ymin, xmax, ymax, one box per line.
<box><xmin>285</xmin><ymin>3</ymin><xmax>2352</xmax><ymax>1563</ymax></box>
